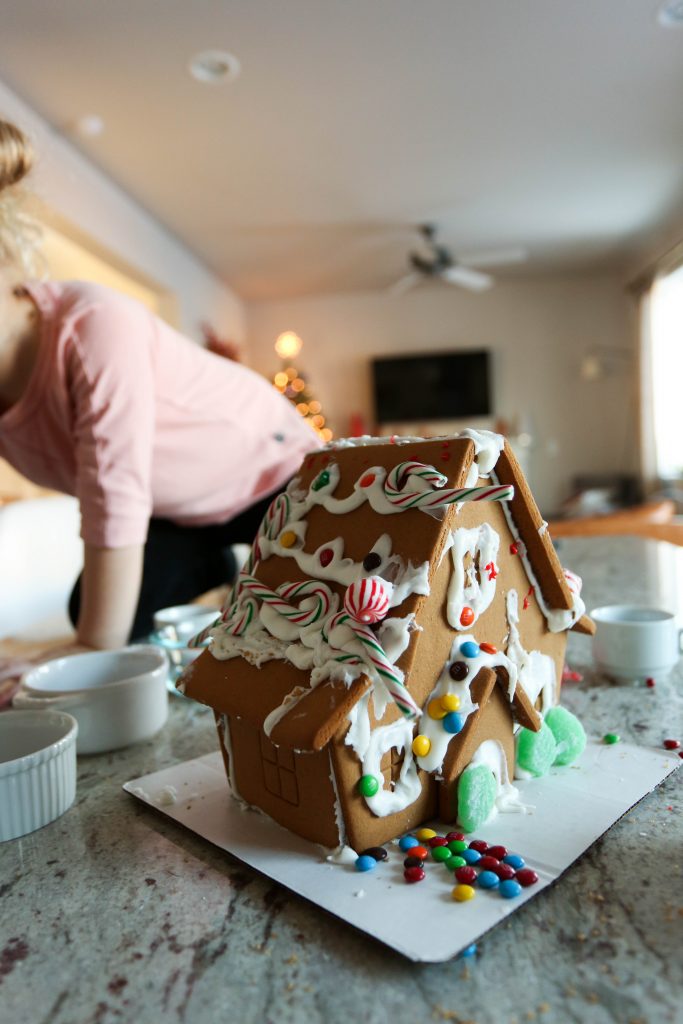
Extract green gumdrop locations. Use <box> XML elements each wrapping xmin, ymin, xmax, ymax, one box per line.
<box><xmin>456</xmin><ymin>764</ymin><xmax>497</xmax><ymax>833</ymax></box>
<box><xmin>516</xmin><ymin>721</ymin><xmax>558</xmax><ymax>777</ymax></box>
<box><xmin>545</xmin><ymin>706</ymin><xmax>587</xmax><ymax>766</ymax></box>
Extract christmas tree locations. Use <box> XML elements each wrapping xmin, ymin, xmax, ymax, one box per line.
<box><xmin>272</xmin><ymin>332</ymin><xmax>333</xmax><ymax>442</ymax></box>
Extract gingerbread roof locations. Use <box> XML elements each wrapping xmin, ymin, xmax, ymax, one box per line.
<box><xmin>180</xmin><ymin>433</ymin><xmax>590</xmax><ymax>752</ymax></box>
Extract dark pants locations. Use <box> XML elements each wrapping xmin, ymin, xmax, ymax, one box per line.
<box><xmin>68</xmin><ymin>492</ymin><xmax>275</xmax><ymax>641</ymax></box>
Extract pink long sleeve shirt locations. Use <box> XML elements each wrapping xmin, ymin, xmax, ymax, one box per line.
<box><xmin>0</xmin><ymin>281</ymin><xmax>320</xmax><ymax>547</ymax></box>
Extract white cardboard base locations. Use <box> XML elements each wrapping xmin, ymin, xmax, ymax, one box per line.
<box><xmin>124</xmin><ymin>741</ymin><xmax>679</xmax><ymax>962</ymax></box>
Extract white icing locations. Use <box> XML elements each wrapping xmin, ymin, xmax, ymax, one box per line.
<box><xmin>416</xmin><ymin>634</ymin><xmax>519</xmax><ymax>774</ymax></box>
<box><xmin>220</xmin><ymin>713</ymin><xmax>245</xmax><ymax>805</ymax></box>
<box><xmin>324</xmin><ymin>844</ymin><xmax>358</xmax><ymax>865</ymax></box>
<box><xmin>157</xmin><ymin>785</ymin><xmax>177</xmax><ymax>806</ymax></box>
<box><xmin>345</xmin><ymin>691</ymin><xmax>372</xmax><ymax>759</ymax></box>
<box><xmin>467</xmin><ymin>738</ymin><xmax>530</xmax><ymax>817</ymax></box>
<box><xmin>263</xmin><ymin>685</ymin><xmax>309</xmax><ymax>738</ymax></box>
<box><xmin>328</xmin><ymin>752</ymin><xmax>347</xmax><ymax>848</ymax></box>
<box><xmin>361</xmin><ymin>718</ymin><xmax>422</xmax><ymax>817</ymax></box>
<box><xmin>446</xmin><ymin>523</ymin><xmax>500</xmax><ymax>630</ymax></box>
<box><xmin>459</xmin><ymin>429</ymin><xmax>506</xmax><ymax>484</ymax></box>
<box><xmin>493</xmin><ymin>469</ymin><xmax>586</xmax><ymax>632</ymax></box>
<box><xmin>505</xmin><ymin>590</ymin><xmax>557</xmax><ymax>714</ymax></box>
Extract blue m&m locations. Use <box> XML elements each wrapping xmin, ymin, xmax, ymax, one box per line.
<box><xmin>499</xmin><ymin>879</ymin><xmax>523</xmax><ymax>899</ymax></box>
<box><xmin>355</xmin><ymin>855</ymin><xmax>377</xmax><ymax>872</ymax></box>
<box><xmin>477</xmin><ymin>870</ymin><xmax>500</xmax><ymax>890</ymax></box>
<box><xmin>399</xmin><ymin>835</ymin><xmax>419</xmax><ymax>852</ymax></box>
<box><xmin>443</xmin><ymin>712</ymin><xmax>464</xmax><ymax>734</ymax></box>
<box><xmin>460</xmin><ymin>641</ymin><xmax>480</xmax><ymax>659</ymax></box>
<box><xmin>461</xmin><ymin>848</ymin><xmax>482</xmax><ymax>865</ymax></box>
<box><xmin>503</xmin><ymin>853</ymin><xmax>525</xmax><ymax>870</ymax></box>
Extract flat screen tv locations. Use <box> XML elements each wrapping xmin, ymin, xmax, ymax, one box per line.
<box><xmin>372</xmin><ymin>349</ymin><xmax>492</xmax><ymax>424</ymax></box>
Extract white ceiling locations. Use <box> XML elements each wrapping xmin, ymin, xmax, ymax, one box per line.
<box><xmin>1</xmin><ymin>0</ymin><xmax>682</xmax><ymax>300</ymax></box>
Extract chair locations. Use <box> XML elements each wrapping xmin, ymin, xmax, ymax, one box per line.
<box><xmin>547</xmin><ymin>500</ymin><xmax>683</xmax><ymax>547</ymax></box>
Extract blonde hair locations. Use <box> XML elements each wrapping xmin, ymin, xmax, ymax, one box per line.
<box><xmin>0</xmin><ymin>119</ymin><xmax>43</xmax><ymax>276</ymax></box>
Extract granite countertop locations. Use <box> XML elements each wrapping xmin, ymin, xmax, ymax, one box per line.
<box><xmin>1</xmin><ymin>537</ymin><xmax>681</xmax><ymax>1024</ymax></box>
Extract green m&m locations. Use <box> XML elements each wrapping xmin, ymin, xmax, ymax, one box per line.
<box><xmin>358</xmin><ymin>774</ymin><xmax>380</xmax><ymax>797</ymax></box>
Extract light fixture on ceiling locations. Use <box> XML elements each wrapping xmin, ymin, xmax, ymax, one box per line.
<box><xmin>188</xmin><ymin>50</ymin><xmax>241</xmax><ymax>84</ymax></box>
<box><xmin>72</xmin><ymin>114</ymin><xmax>105</xmax><ymax>137</ymax></box>
<box><xmin>658</xmin><ymin>0</ymin><xmax>683</xmax><ymax>26</ymax></box>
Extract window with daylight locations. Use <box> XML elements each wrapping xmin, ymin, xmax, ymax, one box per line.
<box><xmin>380</xmin><ymin>746</ymin><xmax>405</xmax><ymax>790</ymax></box>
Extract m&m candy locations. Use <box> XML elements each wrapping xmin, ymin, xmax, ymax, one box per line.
<box><xmin>461</xmin><ymin>848</ymin><xmax>482</xmax><ymax>865</ymax></box>
<box><xmin>358</xmin><ymin>774</ymin><xmax>379</xmax><ymax>797</ymax></box>
<box><xmin>444</xmin><ymin>855</ymin><xmax>466</xmax><ymax>871</ymax></box>
<box><xmin>503</xmin><ymin>853</ymin><xmax>525</xmax><ymax>870</ymax></box>
<box><xmin>412</xmin><ymin>734</ymin><xmax>432</xmax><ymax>757</ymax></box>
<box><xmin>515</xmin><ymin>869</ymin><xmax>539</xmax><ymax>887</ymax></box>
<box><xmin>494</xmin><ymin>863</ymin><xmax>516</xmax><ymax>881</ymax></box>
<box><xmin>499</xmin><ymin>879</ymin><xmax>523</xmax><ymax>899</ymax></box>
<box><xmin>477</xmin><ymin>871</ymin><xmax>500</xmax><ymax>890</ymax></box>
<box><xmin>452</xmin><ymin>884</ymin><xmax>475</xmax><ymax>902</ymax></box>
<box><xmin>469</xmin><ymin>839</ymin><xmax>488</xmax><ymax>853</ymax></box>
<box><xmin>431</xmin><ymin>846</ymin><xmax>452</xmax><ymax>863</ymax></box>
<box><xmin>404</xmin><ymin>855</ymin><xmax>425</xmax><ymax>869</ymax></box>
<box><xmin>460</xmin><ymin>607</ymin><xmax>475</xmax><ymax>627</ymax></box>
<box><xmin>415</xmin><ymin>828</ymin><xmax>437</xmax><ymax>841</ymax></box>
<box><xmin>427</xmin><ymin>699</ymin><xmax>447</xmax><ymax>720</ymax></box>
<box><xmin>443</xmin><ymin>712</ymin><xmax>464</xmax><ymax>735</ymax></box>
<box><xmin>445</xmin><ymin>831</ymin><xmax>465</xmax><ymax>842</ymax></box>
<box><xmin>603</xmin><ymin>733</ymin><xmax>620</xmax><ymax>745</ymax></box>
<box><xmin>429</xmin><ymin>835</ymin><xmax>448</xmax><ymax>848</ymax></box>
<box><xmin>279</xmin><ymin>530</ymin><xmax>298</xmax><ymax>548</ymax></box>
<box><xmin>441</xmin><ymin>693</ymin><xmax>461</xmax><ymax>712</ymax></box>
<box><xmin>410</xmin><ymin>845</ymin><xmax>429</xmax><ymax>860</ymax></box>
<box><xmin>362</xmin><ymin>846</ymin><xmax>388</xmax><ymax>861</ymax></box>
<box><xmin>448</xmin><ymin>839</ymin><xmax>468</xmax><ymax>853</ymax></box>
<box><xmin>664</xmin><ymin>738</ymin><xmax>680</xmax><ymax>750</ymax></box>
<box><xmin>362</xmin><ymin>552</ymin><xmax>382</xmax><ymax>572</ymax></box>
<box><xmin>460</xmin><ymin>641</ymin><xmax>480</xmax><ymax>659</ymax></box>
<box><xmin>478</xmin><ymin>855</ymin><xmax>500</xmax><ymax>872</ymax></box>
<box><xmin>455</xmin><ymin>866</ymin><xmax>477</xmax><ymax>885</ymax></box>
<box><xmin>449</xmin><ymin>661</ymin><xmax>469</xmax><ymax>681</ymax></box>
<box><xmin>487</xmin><ymin>845</ymin><xmax>507</xmax><ymax>860</ymax></box>
<box><xmin>398</xmin><ymin>835</ymin><xmax>419</xmax><ymax>852</ymax></box>
<box><xmin>355</xmin><ymin>855</ymin><xmax>376</xmax><ymax>872</ymax></box>
<box><xmin>319</xmin><ymin>548</ymin><xmax>334</xmax><ymax>567</ymax></box>
<box><xmin>480</xmin><ymin>642</ymin><xmax>497</xmax><ymax>655</ymax></box>
<box><xmin>404</xmin><ymin>866</ymin><xmax>425</xmax><ymax>884</ymax></box>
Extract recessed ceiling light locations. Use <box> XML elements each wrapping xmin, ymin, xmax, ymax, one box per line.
<box><xmin>189</xmin><ymin>50</ymin><xmax>241</xmax><ymax>84</ymax></box>
<box><xmin>73</xmin><ymin>114</ymin><xmax>105</xmax><ymax>137</ymax></box>
<box><xmin>658</xmin><ymin>0</ymin><xmax>683</xmax><ymax>26</ymax></box>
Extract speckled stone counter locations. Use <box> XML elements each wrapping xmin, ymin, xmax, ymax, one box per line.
<box><xmin>2</xmin><ymin>537</ymin><xmax>681</xmax><ymax>1024</ymax></box>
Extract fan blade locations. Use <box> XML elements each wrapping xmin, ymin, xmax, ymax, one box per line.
<box><xmin>455</xmin><ymin>246</ymin><xmax>528</xmax><ymax>268</ymax></box>
<box><xmin>442</xmin><ymin>265</ymin><xmax>493</xmax><ymax>291</ymax></box>
<box><xmin>387</xmin><ymin>272</ymin><xmax>421</xmax><ymax>296</ymax></box>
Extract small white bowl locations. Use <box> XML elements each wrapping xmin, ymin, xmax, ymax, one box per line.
<box><xmin>0</xmin><ymin>710</ymin><xmax>78</xmax><ymax>842</ymax></box>
<box><xmin>13</xmin><ymin>646</ymin><xmax>168</xmax><ymax>755</ymax></box>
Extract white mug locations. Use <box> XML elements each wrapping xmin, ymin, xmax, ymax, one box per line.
<box><xmin>590</xmin><ymin>604</ymin><xmax>683</xmax><ymax>682</ymax></box>
<box><xmin>151</xmin><ymin>604</ymin><xmax>220</xmax><ymax>674</ymax></box>
<box><xmin>13</xmin><ymin>646</ymin><xmax>168</xmax><ymax>755</ymax></box>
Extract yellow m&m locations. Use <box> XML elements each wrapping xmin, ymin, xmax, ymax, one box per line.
<box><xmin>412</xmin><ymin>735</ymin><xmax>432</xmax><ymax>758</ymax></box>
<box><xmin>427</xmin><ymin>699</ymin><xmax>447</xmax><ymax>720</ymax></box>
<box><xmin>279</xmin><ymin>530</ymin><xmax>298</xmax><ymax>548</ymax></box>
<box><xmin>415</xmin><ymin>827</ymin><xmax>437</xmax><ymax>841</ymax></box>
<box><xmin>441</xmin><ymin>693</ymin><xmax>461</xmax><ymax>712</ymax></box>
<box><xmin>452</xmin><ymin>884</ymin><xmax>475</xmax><ymax>902</ymax></box>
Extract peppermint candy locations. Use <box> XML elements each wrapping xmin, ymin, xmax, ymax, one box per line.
<box><xmin>343</xmin><ymin>576</ymin><xmax>392</xmax><ymax>624</ymax></box>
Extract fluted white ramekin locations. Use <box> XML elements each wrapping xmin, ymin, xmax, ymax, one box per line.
<box><xmin>0</xmin><ymin>710</ymin><xmax>78</xmax><ymax>842</ymax></box>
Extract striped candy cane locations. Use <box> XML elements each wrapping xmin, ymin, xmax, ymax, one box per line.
<box><xmin>324</xmin><ymin>610</ymin><xmax>420</xmax><ymax>719</ymax></box>
<box><xmin>238</xmin><ymin>576</ymin><xmax>334</xmax><ymax>627</ymax></box>
<box><xmin>384</xmin><ymin>461</ymin><xmax>514</xmax><ymax>511</ymax></box>
<box><xmin>220</xmin><ymin>595</ymin><xmax>259</xmax><ymax>636</ymax></box>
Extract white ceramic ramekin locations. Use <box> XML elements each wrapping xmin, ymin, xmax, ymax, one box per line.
<box><xmin>13</xmin><ymin>646</ymin><xmax>168</xmax><ymax>755</ymax></box>
<box><xmin>0</xmin><ymin>709</ymin><xmax>78</xmax><ymax>842</ymax></box>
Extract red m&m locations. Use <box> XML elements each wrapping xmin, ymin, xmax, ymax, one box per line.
<box><xmin>404</xmin><ymin>866</ymin><xmax>425</xmax><ymax>884</ymax></box>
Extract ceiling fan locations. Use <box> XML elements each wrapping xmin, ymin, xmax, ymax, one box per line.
<box><xmin>389</xmin><ymin>223</ymin><xmax>528</xmax><ymax>295</ymax></box>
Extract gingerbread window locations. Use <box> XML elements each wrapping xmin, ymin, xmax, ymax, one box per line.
<box><xmin>260</xmin><ymin>732</ymin><xmax>300</xmax><ymax>806</ymax></box>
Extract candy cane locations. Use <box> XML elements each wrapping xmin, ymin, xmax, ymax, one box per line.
<box><xmin>384</xmin><ymin>461</ymin><xmax>513</xmax><ymax>510</ymax></box>
<box><xmin>238</xmin><ymin>575</ymin><xmax>334</xmax><ymax>627</ymax></box>
<box><xmin>324</xmin><ymin>609</ymin><xmax>420</xmax><ymax>719</ymax></box>
<box><xmin>220</xmin><ymin>595</ymin><xmax>259</xmax><ymax>636</ymax></box>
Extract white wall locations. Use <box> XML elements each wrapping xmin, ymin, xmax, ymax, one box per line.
<box><xmin>246</xmin><ymin>274</ymin><xmax>636</xmax><ymax>515</ymax></box>
<box><xmin>0</xmin><ymin>79</ymin><xmax>245</xmax><ymax>343</ymax></box>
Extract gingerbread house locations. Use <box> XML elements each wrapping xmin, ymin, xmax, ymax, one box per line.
<box><xmin>179</xmin><ymin>431</ymin><xmax>594</xmax><ymax>853</ymax></box>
